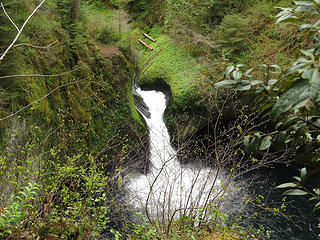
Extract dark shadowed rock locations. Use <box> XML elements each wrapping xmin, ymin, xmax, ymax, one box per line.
<box><xmin>133</xmin><ymin>88</ymin><xmax>151</xmax><ymax>118</ymax></box>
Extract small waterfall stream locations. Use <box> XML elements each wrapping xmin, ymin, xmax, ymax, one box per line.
<box><xmin>125</xmin><ymin>88</ymin><xmax>319</xmax><ymax>239</ymax></box>
<box><xmin>126</xmin><ymin>89</ymin><xmax>224</xmax><ymax>222</ymax></box>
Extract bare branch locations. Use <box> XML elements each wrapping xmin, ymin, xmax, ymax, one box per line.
<box><xmin>0</xmin><ymin>78</ymin><xmax>88</xmax><ymax>121</ymax></box>
<box><xmin>1</xmin><ymin>2</ymin><xmax>19</xmax><ymax>32</ymax></box>
<box><xmin>13</xmin><ymin>40</ymin><xmax>58</xmax><ymax>50</ymax></box>
<box><xmin>0</xmin><ymin>68</ymin><xmax>80</xmax><ymax>80</ymax></box>
<box><xmin>0</xmin><ymin>0</ymin><xmax>46</xmax><ymax>62</ymax></box>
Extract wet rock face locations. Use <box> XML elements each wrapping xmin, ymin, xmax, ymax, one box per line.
<box><xmin>133</xmin><ymin>88</ymin><xmax>151</xmax><ymax>119</ymax></box>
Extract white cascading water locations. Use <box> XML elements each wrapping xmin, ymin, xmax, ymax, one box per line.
<box><xmin>126</xmin><ymin>89</ymin><xmax>224</xmax><ymax>222</ymax></box>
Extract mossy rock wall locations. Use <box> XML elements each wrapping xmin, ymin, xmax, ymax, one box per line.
<box><xmin>137</xmin><ymin>28</ymin><xmax>208</xmax><ymax>141</ymax></box>
<box><xmin>0</xmin><ymin>1</ymin><xmax>146</xmax><ymax>161</ymax></box>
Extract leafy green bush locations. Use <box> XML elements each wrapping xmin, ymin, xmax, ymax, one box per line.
<box><xmin>215</xmin><ymin>1</ymin><xmax>320</xmax><ymax>236</ymax></box>
<box><xmin>0</xmin><ymin>182</ymin><xmax>40</xmax><ymax>238</ymax></box>
<box><xmin>207</xmin><ymin>0</ymin><xmax>251</xmax><ymax>25</ymax></box>
<box><xmin>218</xmin><ymin>14</ymin><xmax>251</xmax><ymax>56</ymax></box>
<box><xmin>97</xmin><ymin>26</ymin><xmax>120</xmax><ymax>44</ymax></box>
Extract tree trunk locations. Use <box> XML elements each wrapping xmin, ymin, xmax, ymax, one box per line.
<box><xmin>72</xmin><ymin>0</ymin><xmax>80</xmax><ymax>22</ymax></box>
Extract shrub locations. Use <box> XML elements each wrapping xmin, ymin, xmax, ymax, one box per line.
<box><xmin>0</xmin><ymin>182</ymin><xmax>40</xmax><ymax>238</ymax></box>
<box><xmin>97</xmin><ymin>26</ymin><xmax>120</xmax><ymax>44</ymax></box>
<box><xmin>218</xmin><ymin>14</ymin><xmax>251</xmax><ymax>56</ymax></box>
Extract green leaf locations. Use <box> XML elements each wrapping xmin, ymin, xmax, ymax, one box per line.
<box><xmin>251</xmin><ymin>80</ymin><xmax>263</xmax><ymax>86</ymax></box>
<box><xmin>244</xmin><ymin>136</ymin><xmax>250</xmax><ymax>148</ymax></box>
<box><xmin>276</xmin><ymin>182</ymin><xmax>299</xmax><ymax>188</ymax></box>
<box><xmin>283</xmin><ymin>189</ymin><xmax>309</xmax><ymax>195</ymax></box>
<box><xmin>249</xmin><ymin>133</ymin><xmax>262</xmax><ymax>152</ymax></box>
<box><xmin>224</xmin><ymin>65</ymin><xmax>234</xmax><ymax>76</ymax></box>
<box><xmin>302</xmin><ymin>68</ymin><xmax>314</xmax><ymax>79</ymax></box>
<box><xmin>259</xmin><ymin>136</ymin><xmax>273</xmax><ymax>150</ymax></box>
<box><xmin>314</xmin><ymin>188</ymin><xmax>320</xmax><ymax>195</ymax></box>
<box><xmin>295</xmin><ymin>5</ymin><xmax>318</xmax><ymax>14</ymax></box>
<box><xmin>214</xmin><ymin>80</ymin><xmax>236</xmax><ymax>88</ymax></box>
<box><xmin>233</xmin><ymin>70</ymin><xmax>242</xmax><ymax>80</ymax></box>
<box><xmin>4</xmin><ymin>230</ymin><xmax>12</xmax><ymax>235</ymax></box>
<box><xmin>287</xmin><ymin>57</ymin><xmax>311</xmax><ymax>76</ymax></box>
<box><xmin>233</xmin><ymin>80</ymin><xmax>252</xmax><ymax>91</ymax></box>
<box><xmin>275</xmin><ymin>122</ymin><xmax>284</xmax><ymax>129</ymax></box>
<box><xmin>285</xmin><ymin>114</ymin><xmax>298</xmax><ymax>123</ymax></box>
<box><xmin>293</xmin><ymin>176</ymin><xmax>302</xmax><ymax>182</ymax></box>
<box><xmin>300</xmin><ymin>167</ymin><xmax>307</xmax><ymax>184</ymax></box>
<box><xmin>310</xmin><ymin>69</ymin><xmax>320</xmax><ymax>101</ymax></box>
<box><xmin>254</xmin><ymin>132</ymin><xmax>262</xmax><ymax>140</ymax></box>
<box><xmin>308</xmin><ymin>197</ymin><xmax>320</xmax><ymax>201</ymax></box>
<box><xmin>299</xmin><ymin>23</ymin><xmax>313</xmax><ymax>31</ymax></box>
<box><xmin>245</xmin><ymin>68</ymin><xmax>253</xmax><ymax>75</ymax></box>
<box><xmin>315</xmin><ymin>0</ymin><xmax>320</xmax><ymax>4</ymax></box>
<box><xmin>275</xmin><ymin>8</ymin><xmax>293</xmax><ymax>18</ymax></box>
<box><xmin>294</xmin><ymin>1</ymin><xmax>314</xmax><ymax>6</ymax></box>
<box><xmin>276</xmin><ymin>13</ymin><xmax>298</xmax><ymax>24</ymax></box>
<box><xmin>268</xmin><ymin>79</ymin><xmax>278</xmax><ymax>86</ymax></box>
<box><xmin>15</xmin><ymin>196</ymin><xmax>23</xmax><ymax>202</ymax></box>
<box><xmin>314</xmin><ymin>201</ymin><xmax>320</xmax><ymax>210</ymax></box>
<box><xmin>234</xmin><ymin>84</ymin><xmax>251</xmax><ymax>91</ymax></box>
<box><xmin>300</xmin><ymin>49</ymin><xmax>315</xmax><ymax>59</ymax></box>
<box><xmin>314</xmin><ymin>34</ymin><xmax>320</xmax><ymax>44</ymax></box>
<box><xmin>278</xmin><ymin>131</ymin><xmax>287</xmax><ymax>143</ymax></box>
<box><xmin>271</xmin><ymin>79</ymin><xmax>310</xmax><ymax>120</ymax></box>
<box><xmin>19</xmin><ymin>191</ymin><xmax>27</xmax><ymax>198</ymax></box>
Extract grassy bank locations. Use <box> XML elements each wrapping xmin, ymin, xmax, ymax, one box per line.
<box><xmin>138</xmin><ymin>27</ymin><xmax>205</xmax><ymax>110</ymax></box>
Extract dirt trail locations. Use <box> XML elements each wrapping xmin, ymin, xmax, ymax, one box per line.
<box><xmin>96</xmin><ymin>10</ymin><xmax>133</xmax><ymax>58</ymax></box>
<box><xmin>96</xmin><ymin>44</ymin><xmax>120</xmax><ymax>58</ymax></box>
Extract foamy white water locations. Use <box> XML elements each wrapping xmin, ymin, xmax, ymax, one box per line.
<box><xmin>127</xmin><ymin>89</ymin><xmax>223</xmax><ymax>222</ymax></box>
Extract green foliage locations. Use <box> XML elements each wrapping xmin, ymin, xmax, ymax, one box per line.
<box><xmin>41</xmin><ymin>153</ymin><xmax>113</xmax><ymax>239</ymax></box>
<box><xmin>57</xmin><ymin>0</ymin><xmax>73</xmax><ymax>29</ymax></box>
<box><xmin>125</xmin><ymin>0</ymin><xmax>165</xmax><ymax>27</ymax></box>
<box><xmin>0</xmin><ymin>182</ymin><xmax>40</xmax><ymax>237</ymax></box>
<box><xmin>276</xmin><ymin>168</ymin><xmax>320</xmax><ymax>211</ymax></box>
<box><xmin>0</xmin><ymin>1</ymin><xmax>145</xmax><ymax>238</ymax></box>
<box><xmin>138</xmin><ymin>29</ymin><xmax>204</xmax><ymax>110</ymax></box>
<box><xmin>129</xmin><ymin>207</ymin><xmax>247</xmax><ymax>240</ymax></box>
<box><xmin>215</xmin><ymin>3</ymin><xmax>320</xmax><ymax>236</ymax></box>
<box><xmin>97</xmin><ymin>26</ymin><xmax>121</xmax><ymax>44</ymax></box>
<box><xmin>165</xmin><ymin>0</ymin><xmax>216</xmax><ymax>31</ymax></box>
<box><xmin>207</xmin><ymin>0</ymin><xmax>251</xmax><ymax>25</ymax></box>
<box><xmin>0</xmin><ymin>123</ymin><xmax>44</xmax><ymax>202</ymax></box>
<box><xmin>218</xmin><ymin>14</ymin><xmax>251</xmax><ymax>56</ymax></box>
<box><xmin>215</xmin><ymin>1</ymin><xmax>320</xmax><ymax>161</ymax></box>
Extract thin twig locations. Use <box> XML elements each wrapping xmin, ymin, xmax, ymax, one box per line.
<box><xmin>0</xmin><ymin>0</ymin><xmax>46</xmax><ymax>62</ymax></box>
<box><xmin>0</xmin><ymin>40</ymin><xmax>58</xmax><ymax>57</ymax></box>
<box><xmin>13</xmin><ymin>40</ymin><xmax>58</xmax><ymax>50</ymax></box>
<box><xmin>0</xmin><ymin>78</ymin><xmax>88</xmax><ymax>121</ymax></box>
<box><xmin>0</xmin><ymin>68</ymin><xmax>80</xmax><ymax>79</ymax></box>
<box><xmin>1</xmin><ymin>2</ymin><xmax>19</xmax><ymax>32</ymax></box>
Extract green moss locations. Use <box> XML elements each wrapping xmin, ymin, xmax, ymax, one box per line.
<box><xmin>138</xmin><ymin>28</ymin><xmax>205</xmax><ymax>110</ymax></box>
<box><xmin>0</xmin><ymin>0</ymin><xmax>146</xmax><ymax>156</ymax></box>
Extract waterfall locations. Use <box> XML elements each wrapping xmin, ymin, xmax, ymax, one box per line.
<box><xmin>126</xmin><ymin>89</ymin><xmax>319</xmax><ymax>239</ymax></box>
<box><xmin>126</xmin><ymin>88</ymin><xmax>224</xmax><ymax>223</ymax></box>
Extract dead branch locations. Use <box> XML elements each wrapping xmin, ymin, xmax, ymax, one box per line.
<box><xmin>1</xmin><ymin>2</ymin><xmax>19</xmax><ymax>32</ymax></box>
<box><xmin>138</xmin><ymin>39</ymin><xmax>153</xmax><ymax>51</ymax></box>
<box><xmin>0</xmin><ymin>0</ymin><xmax>46</xmax><ymax>62</ymax></box>
<box><xmin>142</xmin><ymin>32</ymin><xmax>156</xmax><ymax>42</ymax></box>
<box><xmin>13</xmin><ymin>40</ymin><xmax>58</xmax><ymax>50</ymax></box>
<box><xmin>0</xmin><ymin>68</ymin><xmax>80</xmax><ymax>80</ymax></box>
<box><xmin>0</xmin><ymin>40</ymin><xmax>58</xmax><ymax>56</ymax></box>
<box><xmin>0</xmin><ymin>78</ymin><xmax>88</xmax><ymax>121</ymax></box>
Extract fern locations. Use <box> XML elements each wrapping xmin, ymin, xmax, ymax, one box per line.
<box><xmin>0</xmin><ymin>182</ymin><xmax>40</xmax><ymax>237</ymax></box>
